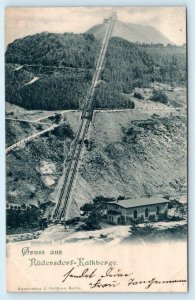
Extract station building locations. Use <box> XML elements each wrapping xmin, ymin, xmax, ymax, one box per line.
<box><xmin>106</xmin><ymin>196</ymin><xmax>170</xmax><ymax>225</ymax></box>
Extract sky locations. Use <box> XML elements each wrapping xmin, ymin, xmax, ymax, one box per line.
<box><xmin>5</xmin><ymin>7</ymin><xmax>186</xmax><ymax>47</ymax></box>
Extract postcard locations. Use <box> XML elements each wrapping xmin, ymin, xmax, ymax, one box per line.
<box><xmin>5</xmin><ymin>7</ymin><xmax>187</xmax><ymax>292</ymax></box>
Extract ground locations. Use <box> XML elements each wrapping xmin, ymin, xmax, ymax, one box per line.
<box><xmin>6</xmin><ymin>194</ymin><xmax>187</xmax><ymax>244</ymax></box>
<box><xmin>6</xmin><ymin>219</ymin><xmax>187</xmax><ymax>245</ymax></box>
<box><xmin>130</xmin><ymin>83</ymin><xmax>186</xmax><ymax>109</ymax></box>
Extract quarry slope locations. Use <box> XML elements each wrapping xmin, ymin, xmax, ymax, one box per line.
<box><xmin>6</xmin><ymin>105</ymin><xmax>187</xmax><ymax>225</ymax></box>
<box><xmin>87</xmin><ymin>20</ymin><xmax>173</xmax><ymax>45</ymax></box>
<box><xmin>68</xmin><ymin>109</ymin><xmax>187</xmax><ymax>218</ymax></box>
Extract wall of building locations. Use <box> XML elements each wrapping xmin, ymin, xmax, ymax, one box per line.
<box><xmin>107</xmin><ymin>202</ymin><xmax>169</xmax><ymax>224</ymax></box>
<box><xmin>127</xmin><ymin>203</ymin><xmax>168</xmax><ymax>223</ymax></box>
<box><xmin>107</xmin><ymin>214</ymin><xmax>119</xmax><ymax>224</ymax></box>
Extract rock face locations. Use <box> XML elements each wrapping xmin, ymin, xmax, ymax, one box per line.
<box><xmin>6</xmin><ymin>106</ymin><xmax>187</xmax><ymax>221</ymax></box>
<box><xmin>87</xmin><ymin>20</ymin><xmax>173</xmax><ymax>45</ymax></box>
<box><xmin>68</xmin><ymin>110</ymin><xmax>187</xmax><ymax>218</ymax></box>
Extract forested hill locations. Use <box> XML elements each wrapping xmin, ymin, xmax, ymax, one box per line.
<box><xmin>5</xmin><ymin>32</ymin><xmax>99</xmax><ymax>68</ymax></box>
<box><xmin>94</xmin><ymin>37</ymin><xmax>186</xmax><ymax>108</ymax></box>
<box><xmin>104</xmin><ymin>38</ymin><xmax>186</xmax><ymax>87</ymax></box>
<box><xmin>5</xmin><ymin>32</ymin><xmax>100</xmax><ymax>110</ymax></box>
<box><xmin>5</xmin><ymin>33</ymin><xmax>186</xmax><ymax>111</ymax></box>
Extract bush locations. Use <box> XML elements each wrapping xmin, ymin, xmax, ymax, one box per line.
<box><xmin>168</xmin><ymin>199</ymin><xmax>183</xmax><ymax>209</ymax></box>
<box><xmin>80</xmin><ymin>196</ymin><xmax>114</xmax><ymax>231</ymax></box>
<box><xmin>168</xmin><ymin>215</ymin><xmax>183</xmax><ymax>221</ymax></box>
<box><xmin>6</xmin><ymin>205</ymin><xmax>42</xmax><ymax>228</ymax></box>
<box><xmin>7</xmin><ymin>170</ymin><xmax>13</xmax><ymax>177</ymax></box>
<box><xmin>52</xmin><ymin>124</ymin><xmax>74</xmax><ymax>139</ymax></box>
<box><xmin>36</xmin><ymin>124</ymin><xmax>43</xmax><ymax>131</ymax></box>
<box><xmin>130</xmin><ymin>224</ymin><xmax>156</xmax><ymax>237</ymax></box>
<box><xmin>54</xmin><ymin>113</ymin><xmax>62</xmax><ymax>124</ymax></box>
<box><xmin>163</xmin><ymin>224</ymin><xmax>187</xmax><ymax>239</ymax></box>
<box><xmin>93</xmin><ymin>196</ymin><xmax>115</xmax><ymax>204</ymax></box>
<box><xmin>42</xmin><ymin>132</ymin><xmax>50</xmax><ymax>138</ymax></box>
<box><xmin>81</xmin><ymin>221</ymin><xmax>101</xmax><ymax>231</ymax></box>
<box><xmin>65</xmin><ymin>217</ymin><xmax>80</xmax><ymax>226</ymax></box>
<box><xmin>134</xmin><ymin>92</ymin><xmax>144</xmax><ymax>100</ymax></box>
<box><xmin>151</xmin><ymin>90</ymin><xmax>169</xmax><ymax>104</ymax></box>
<box><xmin>117</xmin><ymin>195</ymin><xmax>125</xmax><ymax>200</ymax></box>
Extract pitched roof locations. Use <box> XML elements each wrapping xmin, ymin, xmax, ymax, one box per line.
<box><xmin>108</xmin><ymin>196</ymin><xmax>169</xmax><ymax>209</ymax></box>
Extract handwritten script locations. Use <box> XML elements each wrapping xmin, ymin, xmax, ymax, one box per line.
<box><xmin>62</xmin><ymin>267</ymin><xmax>186</xmax><ymax>290</ymax></box>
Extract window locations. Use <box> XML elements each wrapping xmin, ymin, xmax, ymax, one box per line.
<box><xmin>133</xmin><ymin>210</ymin><xmax>137</xmax><ymax>220</ymax></box>
<box><xmin>145</xmin><ymin>208</ymin><xmax>149</xmax><ymax>218</ymax></box>
<box><xmin>156</xmin><ymin>206</ymin><xmax>160</xmax><ymax>215</ymax></box>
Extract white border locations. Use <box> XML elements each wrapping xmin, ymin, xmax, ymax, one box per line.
<box><xmin>0</xmin><ymin>1</ymin><xmax>194</xmax><ymax>299</ymax></box>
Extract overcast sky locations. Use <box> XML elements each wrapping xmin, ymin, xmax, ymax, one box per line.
<box><xmin>5</xmin><ymin>7</ymin><xmax>186</xmax><ymax>47</ymax></box>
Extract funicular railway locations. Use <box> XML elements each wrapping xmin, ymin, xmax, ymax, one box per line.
<box><xmin>52</xmin><ymin>13</ymin><xmax>117</xmax><ymax>221</ymax></box>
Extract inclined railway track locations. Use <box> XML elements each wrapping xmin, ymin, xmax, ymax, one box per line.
<box><xmin>52</xmin><ymin>14</ymin><xmax>116</xmax><ymax>221</ymax></box>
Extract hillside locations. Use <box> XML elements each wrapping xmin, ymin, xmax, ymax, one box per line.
<box><xmin>5</xmin><ymin>32</ymin><xmax>99</xmax><ymax>110</ymax></box>
<box><xmin>5</xmin><ymin>29</ymin><xmax>186</xmax><ymax>111</ymax></box>
<box><xmin>68</xmin><ymin>110</ymin><xmax>187</xmax><ymax>218</ymax></box>
<box><xmin>6</xmin><ymin>63</ymin><xmax>93</xmax><ymax>110</ymax></box>
<box><xmin>94</xmin><ymin>37</ymin><xmax>186</xmax><ymax>107</ymax></box>
<box><xmin>6</xmin><ymin>119</ymin><xmax>48</xmax><ymax>147</ymax></box>
<box><xmin>6</xmin><ymin>111</ymin><xmax>81</xmax><ymax>208</ymax></box>
<box><xmin>6</xmin><ymin>32</ymin><xmax>99</xmax><ymax>67</ymax></box>
<box><xmin>87</xmin><ymin>20</ymin><xmax>173</xmax><ymax>45</ymax></box>
<box><xmin>6</xmin><ymin>105</ymin><xmax>187</xmax><ymax>231</ymax></box>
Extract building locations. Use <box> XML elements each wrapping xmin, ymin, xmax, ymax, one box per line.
<box><xmin>103</xmin><ymin>18</ymin><xmax>109</xmax><ymax>24</ymax></box>
<box><xmin>106</xmin><ymin>196</ymin><xmax>170</xmax><ymax>225</ymax></box>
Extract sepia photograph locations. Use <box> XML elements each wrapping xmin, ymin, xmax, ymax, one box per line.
<box><xmin>5</xmin><ymin>6</ymin><xmax>187</xmax><ymax>292</ymax></box>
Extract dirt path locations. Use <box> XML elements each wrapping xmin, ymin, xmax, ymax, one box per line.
<box><xmin>6</xmin><ymin>123</ymin><xmax>61</xmax><ymax>154</ymax></box>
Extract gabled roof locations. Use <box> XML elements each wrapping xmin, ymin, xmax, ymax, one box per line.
<box><xmin>108</xmin><ymin>196</ymin><xmax>169</xmax><ymax>209</ymax></box>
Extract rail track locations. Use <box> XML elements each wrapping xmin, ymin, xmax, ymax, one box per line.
<box><xmin>52</xmin><ymin>13</ymin><xmax>117</xmax><ymax>221</ymax></box>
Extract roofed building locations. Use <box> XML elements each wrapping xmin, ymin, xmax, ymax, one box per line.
<box><xmin>106</xmin><ymin>196</ymin><xmax>170</xmax><ymax>225</ymax></box>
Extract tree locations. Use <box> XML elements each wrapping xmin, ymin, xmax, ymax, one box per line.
<box><xmin>21</xmin><ymin>203</ymin><xmax>26</xmax><ymax>210</ymax></box>
<box><xmin>151</xmin><ymin>90</ymin><xmax>169</xmax><ymax>105</ymax></box>
<box><xmin>134</xmin><ymin>92</ymin><xmax>145</xmax><ymax>100</ymax></box>
<box><xmin>80</xmin><ymin>196</ymin><xmax>114</xmax><ymax>230</ymax></box>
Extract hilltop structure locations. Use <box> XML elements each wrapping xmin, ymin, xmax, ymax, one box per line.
<box><xmin>88</xmin><ymin>18</ymin><xmax>173</xmax><ymax>45</ymax></box>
